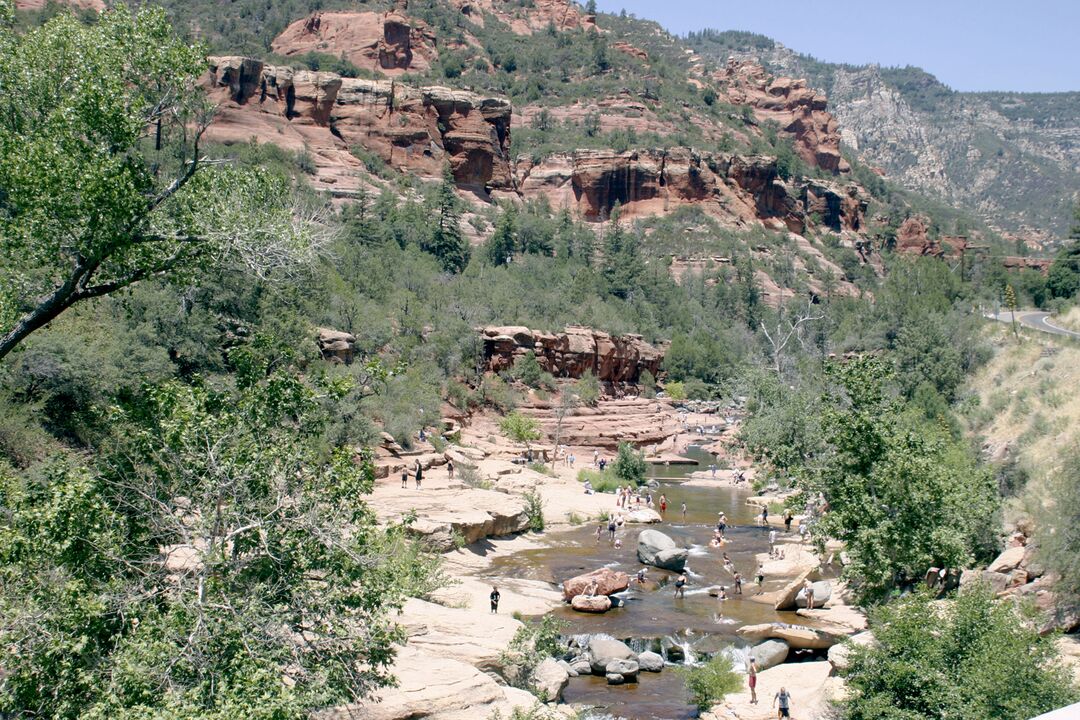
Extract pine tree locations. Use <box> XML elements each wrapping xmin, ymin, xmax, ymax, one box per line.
<box><xmin>422</xmin><ymin>163</ymin><xmax>470</xmax><ymax>273</ymax></box>
<box><xmin>486</xmin><ymin>205</ymin><xmax>518</xmax><ymax>266</ymax></box>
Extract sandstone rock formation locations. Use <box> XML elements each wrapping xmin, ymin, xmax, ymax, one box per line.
<box><xmin>15</xmin><ymin>0</ymin><xmax>103</xmax><ymax>8</ymax></box>
<box><xmin>481</xmin><ymin>325</ymin><xmax>663</xmax><ymax>383</ymax></box>
<box><xmin>450</xmin><ymin>0</ymin><xmax>590</xmax><ymax>34</ymax></box>
<box><xmin>893</xmin><ymin>216</ymin><xmax>966</xmax><ymax>257</ymax></box>
<box><xmin>527</xmin><ymin>397</ymin><xmax>681</xmax><ymax>450</ymax></box>
<box><xmin>516</xmin><ymin>149</ymin><xmax>866</xmax><ymax>231</ymax></box>
<box><xmin>316</xmin><ymin>328</ymin><xmax>356</xmax><ymax>364</ymax></box>
<box><xmin>571</xmin><ymin>594</ymin><xmax>612</xmax><ymax>613</ymax></box>
<box><xmin>272</xmin><ymin>11</ymin><xmax>439</xmax><ymax>75</ymax></box>
<box><xmin>204</xmin><ymin>57</ymin><xmax>512</xmax><ymax>196</ymax></box>
<box><xmin>716</xmin><ymin>59</ymin><xmax>849</xmax><ymax>173</ymax></box>
<box><xmin>562</xmin><ymin>567</ymin><xmax>630</xmax><ymax>601</ymax></box>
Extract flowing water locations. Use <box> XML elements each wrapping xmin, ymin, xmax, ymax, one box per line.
<box><xmin>488</xmin><ymin>446</ymin><xmax>810</xmax><ymax>719</ymax></box>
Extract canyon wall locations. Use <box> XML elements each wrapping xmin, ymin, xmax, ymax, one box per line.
<box><xmin>204</xmin><ymin>56</ymin><xmax>512</xmax><ymax>196</ymax></box>
<box><xmin>481</xmin><ymin>326</ymin><xmax>663</xmax><ymax>384</ymax></box>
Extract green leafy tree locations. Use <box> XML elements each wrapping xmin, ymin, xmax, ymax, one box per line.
<box><xmin>838</xmin><ymin>586</ymin><xmax>1077</xmax><ymax>720</ymax></box>
<box><xmin>612</xmin><ymin>442</ymin><xmax>646</xmax><ymax>486</ymax></box>
<box><xmin>0</xmin><ymin>6</ymin><xmax>317</xmax><ymax>361</ymax></box>
<box><xmin>805</xmin><ymin>357</ymin><xmax>999</xmax><ymax>602</ymax></box>
<box><xmin>677</xmin><ymin>655</ymin><xmax>741</xmax><ymax>711</ymax></box>
<box><xmin>499</xmin><ymin>411</ymin><xmax>542</xmax><ymax>453</ymax></box>
<box><xmin>573</xmin><ymin>370</ymin><xmax>601</xmax><ymax>407</ymax></box>
<box><xmin>514</xmin><ymin>350</ymin><xmax>544</xmax><ymax>388</ymax></box>
<box><xmin>0</xmin><ymin>340</ymin><xmax>432</xmax><ymax>718</ymax></box>
<box><xmin>422</xmin><ymin>163</ymin><xmax>470</xmax><ymax>273</ymax></box>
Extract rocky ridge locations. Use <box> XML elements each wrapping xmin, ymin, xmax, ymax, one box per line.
<box><xmin>204</xmin><ymin>56</ymin><xmax>512</xmax><ymax>196</ymax></box>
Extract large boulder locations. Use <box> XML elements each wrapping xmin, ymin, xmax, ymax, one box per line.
<box><xmin>796</xmin><ymin>581</ymin><xmax>833</xmax><ymax>609</ymax></box>
<box><xmin>736</xmin><ymin>623</ymin><xmax>776</xmax><ymax>644</ymax></box>
<box><xmin>571</xmin><ymin>594</ymin><xmax>612</xmax><ymax>613</ymax></box>
<box><xmin>960</xmin><ymin>568</ymin><xmax>1011</xmax><ymax>594</ymax></box>
<box><xmin>563</xmin><ymin>568</ymin><xmax>630</xmax><ymax>601</ymax></box>
<box><xmin>637</xmin><ymin>651</ymin><xmax>664</xmax><ymax>672</ymax></box>
<box><xmin>605</xmin><ymin>659</ymin><xmax>639</xmax><ymax>682</ymax></box>
<box><xmin>624</xmin><ymin>508</ymin><xmax>663</xmax><ymax>524</ymax></box>
<box><xmin>988</xmin><ymin>545</ymin><xmax>1026</xmax><ymax>574</ymax></box>
<box><xmin>827</xmin><ymin>631</ymin><xmax>876</xmax><ymax>673</ymax></box>
<box><xmin>751</xmin><ymin>640</ymin><xmax>790</xmax><ymax>671</ymax></box>
<box><xmin>531</xmin><ymin>658</ymin><xmax>569</xmax><ymax>702</ymax></box>
<box><xmin>588</xmin><ymin>635</ymin><xmax>636</xmax><ymax>675</ymax></box>
<box><xmin>637</xmin><ymin>529</ymin><xmax>688</xmax><ymax>571</ymax></box>
<box><xmin>770</xmin><ymin>624</ymin><xmax>843</xmax><ymax>650</ymax></box>
<box><xmin>772</xmin><ymin>569</ymin><xmax>813</xmax><ymax>611</ymax></box>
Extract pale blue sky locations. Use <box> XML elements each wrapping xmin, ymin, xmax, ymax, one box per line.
<box><xmin>593</xmin><ymin>0</ymin><xmax>1080</xmax><ymax>93</ymax></box>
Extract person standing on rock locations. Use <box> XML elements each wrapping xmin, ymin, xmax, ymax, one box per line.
<box><xmin>783</xmin><ymin>508</ymin><xmax>794</xmax><ymax>533</ymax></box>
<box><xmin>748</xmin><ymin>658</ymin><xmax>759</xmax><ymax>704</ymax></box>
<box><xmin>414</xmin><ymin>460</ymin><xmax>423</xmax><ymax>490</ymax></box>
<box><xmin>769</xmin><ymin>529</ymin><xmax>777</xmax><ymax>553</ymax></box>
<box><xmin>804</xmin><ymin>579</ymin><xmax>816</xmax><ymax>610</ymax></box>
<box><xmin>593</xmin><ymin>449</ymin><xmax>599</xmax><ymax>467</ymax></box>
<box><xmin>490</xmin><ymin>586</ymin><xmax>501</xmax><ymax>613</ymax></box>
<box><xmin>760</xmin><ymin>506</ymin><xmax>768</xmax><ymax>528</ymax></box>
<box><xmin>755</xmin><ymin>564</ymin><xmax>765</xmax><ymax>591</ymax></box>
<box><xmin>447</xmin><ymin>459</ymin><xmax>454</xmax><ymax>481</ymax></box>
<box><xmin>773</xmin><ymin>687</ymin><xmax>792</xmax><ymax>718</ymax></box>
<box><xmin>401</xmin><ymin>468</ymin><xmax>409</xmax><ymax>489</ymax></box>
<box><xmin>674</xmin><ymin>572</ymin><xmax>687</xmax><ymax>599</ymax></box>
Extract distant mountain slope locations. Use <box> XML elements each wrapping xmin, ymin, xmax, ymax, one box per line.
<box><xmin>687</xmin><ymin>30</ymin><xmax>1080</xmax><ymax>245</ymax></box>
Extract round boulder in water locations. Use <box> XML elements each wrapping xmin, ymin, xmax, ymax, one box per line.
<box><xmin>637</xmin><ymin>529</ymin><xmax>688</xmax><ymax>571</ymax></box>
<box><xmin>637</xmin><ymin>651</ymin><xmax>664</xmax><ymax>672</ymax></box>
<box><xmin>588</xmin><ymin>635</ymin><xmax>636</xmax><ymax>675</ymax></box>
<box><xmin>605</xmin><ymin>659</ymin><xmax>640</xmax><ymax>681</ymax></box>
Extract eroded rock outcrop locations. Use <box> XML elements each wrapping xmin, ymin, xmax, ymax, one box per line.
<box><xmin>450</xmin><ymin>0</ymin><xmax>592</xmax><ymax>34</ymax></box>
<box><xmin>563</xmin><ymin>568</ymin><xmax>630</xmax><ymax>601</ymax></box>
<box><xmin>716</xmin><ymin>59</ymin><xmax>849</xmax><ymax>174</ymax></box>
<box><xmin>515</xmin><ymin>149</ymin><xmax>866</xmax><ymax>232</ymax></box>
<box><xmin>204</xmin><ymin>57</ymin><xmax>512</xmax><ymax>195</ymax></box>
<box><xmin>481</xmin><ymin>325</ymin><xmax>663</xmax><ymax>383</ymax></box>
<box><xmin>316</xmin><ymin>328</ymin><xmax>356</xmax><ymax>364</ymax></box>
<box><xmin>271</xmin><ymin>11</ymin><xmax>439</xmax><ymax>75</ymax></box>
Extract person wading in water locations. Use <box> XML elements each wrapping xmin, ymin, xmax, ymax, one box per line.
<box><xmin>673</xmin><ymin>572</ymin><xmax>687</xmax><ymax>599</ymax></box>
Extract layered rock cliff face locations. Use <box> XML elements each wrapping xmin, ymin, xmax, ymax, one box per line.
<box><xmin>271</xmin><ymin>11</ymin><xmax>439</xmax><ymax>76</ymax></box>
<box><xmin>704</xmin><ymin>40</ymin><xmax>1080</xmax><ymax>239</ymax></box>
<box><xmin>481</xmin><ymin>326</ymin><xmax>663</xmax><ymax>384</ymax></box>
<box><xmin>715</xmin><ymin>59</ymin><xmax>849</xmax><ymax>174</ymax></box>
<box><xmin>515</xmin><ymin>148</ymin><xmax>867</xmax><ymax>233</ymax></box>
<box><xmin>449</xmin><ymin>0</ymin><xmax>593</xmax><ymax>34</ymax></box>
<box><xmin>204</xmin><ymin>57</ymin><xmax>512</xmax><ymax>195</ymax></box>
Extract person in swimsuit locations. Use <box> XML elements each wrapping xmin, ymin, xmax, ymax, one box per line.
<box><xmin>636</xmin><ymin>567</ymin><xmax>648</xmax><ymax>584</ymax></box>
<box><xmin>681</xmin><ymin>502</ymin><xmax>687</xmax><ymax>522</ymax></box>
<box><xmin>595</xmin><ymin>524</ymin><xmax>604</xmax><ymax>543</ymax></box>
<box><xmin>733</xmin><ymin>572</ymin><xmax>743</xmax><ymax>594</ymax></box>
<box><xmin>748</xmin><ymin>658</ymin><xmax>759</xmax><ymax>704</ymax></box>
<box><xmin>756</xmin><ymin>564</ymin><xmax>765</xmax><ymax>588</ymax></box>
<box><xmin>659</xmin><ymin>494</ymin><xmax>667</xmax><ymax>514</ymax></box>
<box><xmin>401</xmin><ymin>469</ymin><xmax>408</xmax><ymax>489</ymax></box>
<box><xmin>773</xmin><ymin>687</ymin><xmax>792</xmax><ymax>718</ymax></box>
<box><xmin>673</xmin><ymin>573</ymin><xmax>687</xmax><ymax>599</ymax></box>
<box><xmin>608</xmin><ymin>518</ymin><xmax>617</xmax><ymax>542</ymax></box>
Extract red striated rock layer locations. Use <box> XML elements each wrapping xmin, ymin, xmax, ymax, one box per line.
<box><xmin>715</xmin><ymin>59</ymin><xmax>849</xmax><ymax>174</ymax></box>
<box><xmin>203</xmin><ymin>57</ymin><xmax>512</xmax><ymax>196</ymax></box>
<box><xmin>271</xmin><ymin>11</ymin><xmax>438</xmax><ymax>76</ymax></box>
<box><xmin>515</xmin><ymin>148</ymin><xmax>867</xmax><ymax>233</ymax></box>
<box><xmin>450</xmin><ymin>0</ymin><xmax>592</xmax><ymax>34</ymax></box>
<box><xmin>481</xmin><ymin>325</ymin><xmax>663</xmax><ymax>383</ymax></box>
<box><xmin>14</xmin><ymin>0</ymin><xmax>103</xmax><ymax>9</ymax></box>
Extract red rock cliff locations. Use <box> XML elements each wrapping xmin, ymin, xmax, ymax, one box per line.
<box><xmin>271</xmin><ymin>11</ymin><xmax>439</xmax><ymax>76</ymax></box>
<box><xmin>716</xmin><ymin>59</ymin><xmax>849</xmax><ymax>174</ymax></box>
<box><xmin>515</xmin><ymin>148</ymin><xmax>866</xmax><ymax>233</ymax></box>
<box><xmin>482</xmin><ymin>326</ymin><xmax>663</xmax><ymax>384</ymax></box>
<box><xmin>204</xmin><ymin>57</ymin><xmax>512</xmax><ymax>195</ymax></box>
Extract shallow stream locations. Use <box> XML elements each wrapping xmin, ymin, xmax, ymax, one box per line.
<box><xmin>489</xmin><ymin>446</ymin><xmax>810</xmax><ymax>719</ymax></box>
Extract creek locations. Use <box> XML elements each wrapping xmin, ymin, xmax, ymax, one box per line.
<box><xmin>489</xmin><ymin>446</ymin><xmax>811</xmax><ymax>720</ymax></box>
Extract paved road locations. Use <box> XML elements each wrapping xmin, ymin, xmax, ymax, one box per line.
<box><xmin>987</xmin><ymin>310</ymin><xmax>1080</xmax><ymax>340</ymax></box>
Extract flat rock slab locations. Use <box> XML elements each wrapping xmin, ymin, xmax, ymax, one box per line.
<box><xmin>397</xmin><ymin>598</ymin><xmax>523</xmax><ymax>674</ymax></box>
<box><xmin>563</xmin><ymin>567</ymin><xmax>630</xmax><ymax>601</ymax></box>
